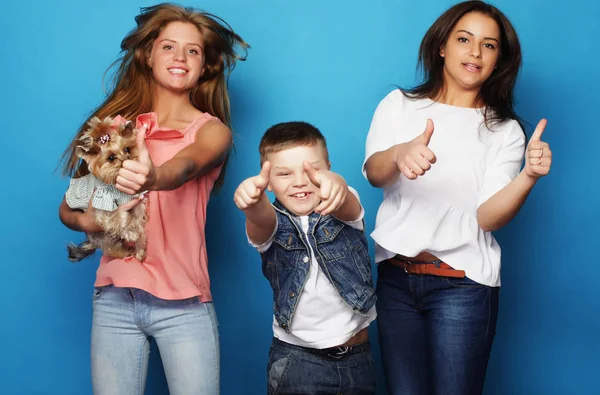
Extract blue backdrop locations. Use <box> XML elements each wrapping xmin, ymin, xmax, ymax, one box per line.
<box><xmin>1</xmin><ymin>0</ymin><xmax>598</xmax><ymax>394</ymax></box>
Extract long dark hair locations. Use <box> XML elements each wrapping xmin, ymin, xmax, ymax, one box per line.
<box><xmin>404</xmin><ymin>1</ymin><xmax>522</xmax><ymax>130</ymax></box>
<box><xmin>60</xmin><ymin>3</ymin><xmax>248</xmax><ymax>188</ymax></box>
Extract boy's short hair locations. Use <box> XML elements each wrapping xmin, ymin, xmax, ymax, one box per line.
<box><xmin>259</xmin><ymin>121</ymin><xmax>329</xmax><ymax>164</ymax></box>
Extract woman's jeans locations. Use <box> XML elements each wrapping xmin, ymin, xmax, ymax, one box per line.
<box><xmin>90</xmin><ymin>285</ymin><xmax>219</xmax><ymax>395</ymax></box>
<box><xmin>376</xmin><ymin>261</ymin><xmax>499</xmax><ymax>395</ymax></box>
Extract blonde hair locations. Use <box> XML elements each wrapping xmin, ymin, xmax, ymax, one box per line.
<box><xmin>60</xmin><ymin>3</ymin><xmax>248</xmax><ymax>188</ymax></box>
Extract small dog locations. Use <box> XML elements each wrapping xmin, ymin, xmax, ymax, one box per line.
<box><xmin>66</xmin><ymin>116</ymin><xmax>148</xmax><ymax>262</ymax></box>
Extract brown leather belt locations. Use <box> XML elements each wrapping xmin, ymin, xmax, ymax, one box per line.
<box><xmin>386</xmin><ymin>255</ymin><xmax>465</xmax><ymax>278</ymax></box>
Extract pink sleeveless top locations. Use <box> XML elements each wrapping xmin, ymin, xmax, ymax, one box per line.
<box><xmin>94</xmin><ymin>112</ymin><xmax>221</xmax><ymax>301</ymax></box>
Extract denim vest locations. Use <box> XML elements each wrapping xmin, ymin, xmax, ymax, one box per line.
<box><xmin>260</xmin><ymin>200</ymin><xmax>376</xmax><ymax>333</ymax></box>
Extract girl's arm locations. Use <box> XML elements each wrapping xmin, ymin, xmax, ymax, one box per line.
<box><xmin>59</xmin><ymin>197</ymin><xmax>102</xmax><ymax>233</ymax></box>
<box><xmin>59</xmin><ymin>196</ymin><xmax>141</xmax><ymax>233</ymax></box>
<box><xmin>116</xmin><ymin>120</ymin><xmax>232</xmax><ymax>194</ymax></box>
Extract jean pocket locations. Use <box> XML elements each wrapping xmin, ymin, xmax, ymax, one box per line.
<box><xmin>443</xmin><ymin>276</ymin><xmax>486</xmax><ymax>289</ymax></box>
<box><xmin>268</xmin><ymin>348</ymin><xmax>292</xmax><ymax>395</ymax></box>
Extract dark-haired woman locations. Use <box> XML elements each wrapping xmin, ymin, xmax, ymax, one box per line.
<box><xmin>363</xmin><ymin>1</ymin><xmax>552</xmax><ymax>394</ymax></box>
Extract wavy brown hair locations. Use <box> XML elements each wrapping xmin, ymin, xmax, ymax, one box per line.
<box><xmin>60</xmin><ymin>3</ymin><xmax>248</xmax><ymax>188</ymax></box>
<box><xmin>404</xmin><ymin>0</ymin><xmax>523</xmax><ymax>131</ymax></box>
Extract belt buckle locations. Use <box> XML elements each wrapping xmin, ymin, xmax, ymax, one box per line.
<box><xmin>327</xmin><ymin>346</ymin><xmax>352</xmax><ymax>359</ymax></box>
<box><xmin>403</xmin><ymin>260</ymin><xmax>412</xmax><ymax>274</ymax></box>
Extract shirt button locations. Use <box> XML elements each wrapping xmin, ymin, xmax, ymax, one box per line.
<box><xmin>289</xmin><ymin>291</ymin><xmax>296</xmax><ymax>298</ymax></box>
<box><xmin>303</xmin><ymin>256</ymin><xmax>309</xmax><ymax>263</ymax></box>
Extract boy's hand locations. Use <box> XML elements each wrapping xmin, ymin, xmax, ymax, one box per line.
<box><xmin>303</xmin><ymin>161</ymin><xmax>348</xmax><ymax>216</ymax></box>
<box><xmin>234</xmin><ymin>161</ymin><xmax>271</xmax><ymax>210</ymax></box>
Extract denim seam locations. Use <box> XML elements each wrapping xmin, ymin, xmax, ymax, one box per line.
<box><xmin>272</xmin><ymin>352</ymin><xmax>294</xmax><ymax>395</ymax></box>
<box><xmin>206</xmin><ymin>302</ymin><xmax>220</xmax><ymax>363</ymax></box>
<box><xmin>136</xmin><ymin>337</ymin><xmax>147</xmax><ymax>395</ymax></box>
<box><xmin>336</xmin><ymin>365</ymin><xmax>343</xmax><ymax>394</ymax></box>
<box><xmin>348</xmin><ymin>364</ymin><xmax>354</xmax><ymax>392</ymax></box>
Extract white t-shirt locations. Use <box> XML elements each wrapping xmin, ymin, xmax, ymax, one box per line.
<box><xmin>249</xmin><ymin>187</ymin><xmax>376</xmax><ymax>349</ymax></box>
<box><xmin>363</xmin><ymin>90</ymin><xmax>525</xmax><ymax>287</ymax></box>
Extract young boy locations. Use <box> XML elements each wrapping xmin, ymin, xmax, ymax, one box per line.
<box><xmin>234</xmin><ymin>121</ymin><xmax>377</xmax><ymax>394</ymax></box>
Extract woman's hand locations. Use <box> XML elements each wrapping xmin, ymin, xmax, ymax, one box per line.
<box><xmin>523</xmin><ymin>119</ymin><xmax>552</xmax><ymax>179</ymax></box>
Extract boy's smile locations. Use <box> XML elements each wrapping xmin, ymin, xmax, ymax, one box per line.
<box><xmin>266</xmin><ymin>144</ymin><xmax>330</xmax><ymax>216</ymax></box>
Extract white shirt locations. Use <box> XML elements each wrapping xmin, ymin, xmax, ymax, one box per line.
<box><xmin>249</xmin><ymin>187</ymin><xmax>376</xmax><ymax>349</ymax></box>
<box><xmin>363</xmin><ymin>90</ymin><xmax>525</xmax><ymax>286</ymax></box>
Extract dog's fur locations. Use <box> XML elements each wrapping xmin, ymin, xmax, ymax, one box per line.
<box><xmin>67</xmin><ymin>117</ymin><xmax>148</xmax><ymax>262</ymax></box>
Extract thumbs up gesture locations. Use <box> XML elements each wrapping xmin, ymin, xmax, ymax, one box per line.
<box><xmin>234</xmin><ymin>161</ymin><xmax>272</xmax><ymax>210</ymax></box>
<box><xmin>303</xmin><ymin>161</ymin><xmax>348</xmax><ymax>215</ymax></box>
<box><xmin>395</xmin><ymin>118</ymin><xmax>437</xmax><ymax>180</ymax></box>
<box><xmin>116</xmin><ymin>124</ymin><xmax>156</xmax><ymax>195</ymax></box>
<box><xmin>524</xmin><ymin>119</ymin><xmax>552</xmax><ymax>179</ymax></box>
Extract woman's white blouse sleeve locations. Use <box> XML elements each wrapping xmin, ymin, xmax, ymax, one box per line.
<box><xmin>477</xmin><ymin>121</ymin><xmax>526</xmax><ymax>206</ymax></box>
<box><xmin>363</xmin><ymin>90</ymin><xmax>407</xmax><ymax>175</ymax></box>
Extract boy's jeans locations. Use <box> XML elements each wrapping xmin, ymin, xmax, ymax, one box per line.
<box><xmin>267</xmin><ymin>337</ymin><xmax>376</xmax><ymax>395</ymax></box>
<box><xmin>91</xmin><ymin>285</ymin><xmax>220</xmax><ymax>395</ymax></box>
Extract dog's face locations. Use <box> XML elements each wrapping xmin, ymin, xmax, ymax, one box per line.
<box><xmin>76</xmin><ymin>117</ymin><xmax>140</xmax><ymax>185</ymax></box>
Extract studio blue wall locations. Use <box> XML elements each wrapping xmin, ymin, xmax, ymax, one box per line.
<box><xmin>1</xmin><ymin>0</ymin><xmax>598</xmax><ymax>394</ymax></box>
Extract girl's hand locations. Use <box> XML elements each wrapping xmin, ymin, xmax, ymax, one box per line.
<box><xmin>395</xmin><ymin>119</ymin><xmax>437</xmax><ymax>180</ymax></box>
<box><xmin>116</xmin><ymin>126</ymin><xmax>156</xmax><ymax>194</ymax></box>
<box><xmin>77</xmin><ymin>196</ymin><xmax>103</xmax><ymax>233</ymax></box>
<box><xmin>524</xmin><ymin>119</ymin><xmax>552</xmax><ymax>179</ymax></box>
<box><xmin>79</xmin><ymin>192</ymin><xmax>143</xmax><ymax>233</ymax></box>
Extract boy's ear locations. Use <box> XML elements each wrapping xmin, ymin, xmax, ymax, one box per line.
<box><xmin>327</xmin><ymin>161</ymin><xmax>331</xmax><ymax>170</ymax></box>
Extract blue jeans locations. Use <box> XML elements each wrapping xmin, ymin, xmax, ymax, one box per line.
<box><xmin>267</xmin><ymin>337</ymin><xmax>376</xmax><ymax>395</ymax></box>
<box><xmin>91</xmin><ymin>285</ymin><xmax>219</xmax><ymax>395</ymax></box>
<box><xmin>376</xmin><ymin>261</ymin><xmax>499</xmax><ymax>395</ymax></box>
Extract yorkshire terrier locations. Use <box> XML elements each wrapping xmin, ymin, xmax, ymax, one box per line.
<box><xmin>66</xmin><ymin>116</ymin><xmax>148</xmax><ymax>262</ymax></box>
